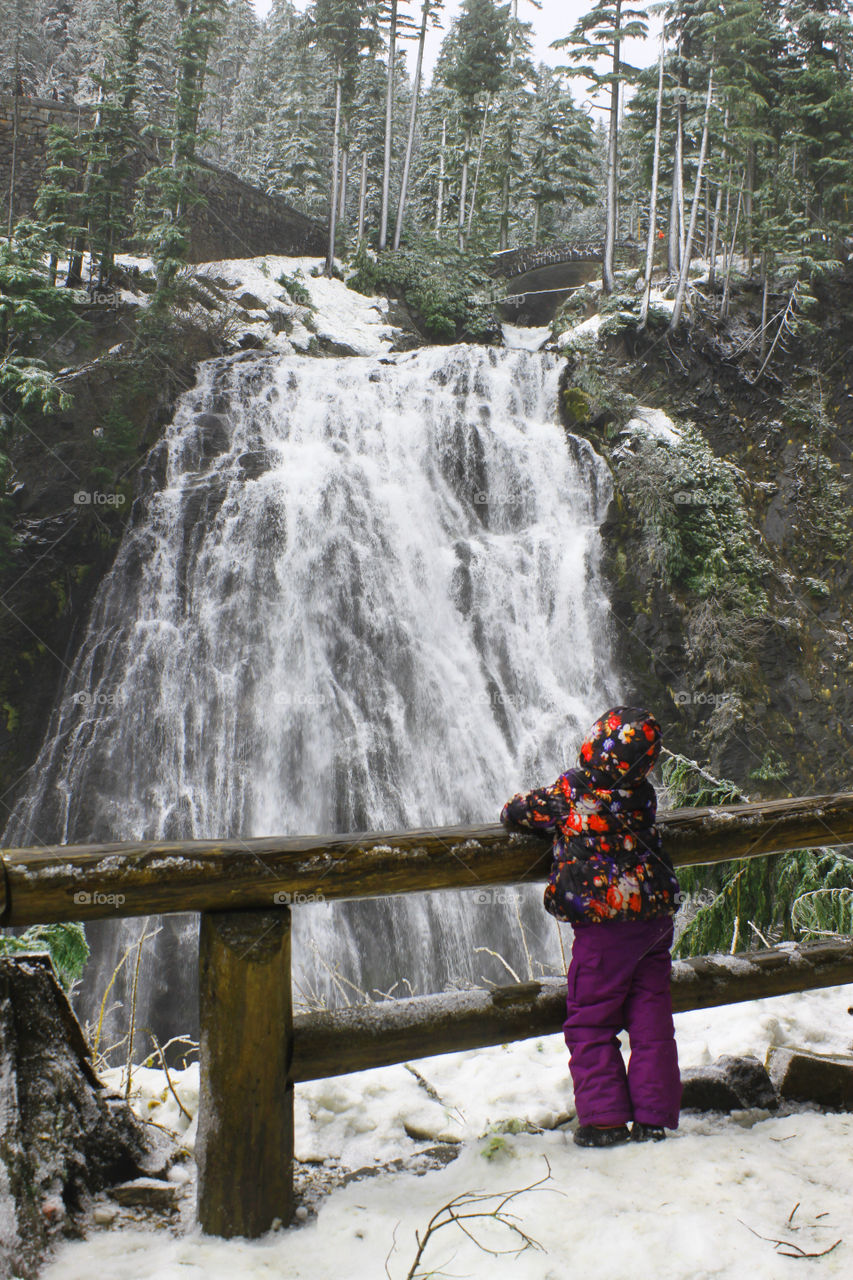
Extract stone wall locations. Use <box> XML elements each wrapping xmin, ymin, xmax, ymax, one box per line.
<box><xmin>0</xmin><ymin>93</ymin><xmax>326</xmax><ymax>262</ymax></box>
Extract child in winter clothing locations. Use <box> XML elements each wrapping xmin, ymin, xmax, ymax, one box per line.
<box><xmin>501</xmin><ymin>706</ymin><xmax>682</xmax><ymax>1147</ymax></box>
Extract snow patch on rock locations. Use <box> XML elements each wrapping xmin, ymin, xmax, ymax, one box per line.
<box><xmin>624</xmin><ymin>406</ymin><xmax>683</xmax><ymax>445</ymax></box>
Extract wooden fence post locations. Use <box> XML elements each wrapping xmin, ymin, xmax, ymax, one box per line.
<box><xmin>197</xmin><ymin>907</ymin><xmax>294</xmax><ymax>1237</ymax></box>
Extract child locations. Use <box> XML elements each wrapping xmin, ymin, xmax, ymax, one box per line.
<box><xmin>501</xmin><ymin>706</ymin><xmax>682</xmax><ymax>1147</ymax></box>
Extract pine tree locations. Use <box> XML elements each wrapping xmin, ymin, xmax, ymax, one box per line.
<box><xmin>441</xmin><ymin>0</ymin><xmax>511</xmax><ymax>248</ymax></box>
<box><xmin>522</xmin><ymin>65</ymin><xmax>596</xmax><ymax>246</ymax></box>
<box><xmin>553</xmin><ymin>0</ymin><xmax>649</xmax><ymax>292</ymax></box>
<box><xmin>135</xmin><ymin>0</ymin><xmax>227</xmax><ymax>291</ymax></box>
<box><xmin>311</xmin><ymin>0</ymin><xmax>379</xmax><ymax>273</ymax></box>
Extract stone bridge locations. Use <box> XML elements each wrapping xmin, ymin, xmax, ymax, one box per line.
<box><xmin>491</xmin><ymin>240</ymin><xmax>641</xmax><ymax>323</ymax></box>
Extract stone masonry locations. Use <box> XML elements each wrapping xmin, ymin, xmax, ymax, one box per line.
<box><xmin>0</xmin><ymin>92</ymin><xmax>326</xmax><ymax>262</ymax></box>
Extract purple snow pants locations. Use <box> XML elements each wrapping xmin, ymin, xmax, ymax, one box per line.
<box><xmin>564</xmin><ymin>917</ymin><xmax>681</xmax><ymax>1129</ymax></box>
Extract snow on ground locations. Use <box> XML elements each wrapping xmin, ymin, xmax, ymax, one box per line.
<box><xmin>42</xmin><ymin>981</ymin><xmax>853</xmax><ymax>1279</ymax></box>
<box><xmin>623</xmin><ymin>406</ymin><xmax>683</xmax><ymax>446</ymax></box>
<box><xmin>556</xmin><ymin>312</ymin><xmax>602</xmax><ymax>347</ymax></box>
<box><xmin>195</xmin><ymin>255</ymin><xmax>397</xmax><ymax>357</ymax></box>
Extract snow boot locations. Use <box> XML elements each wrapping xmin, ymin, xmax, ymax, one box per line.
<box><xmin>631</xmin><ymin>1122</ymin><xmax>666</xmax><ymax>1142</ymax></box>
<box><xmin>573</xmin><ymin>1124</ymin><xmax>631</xmax><ymax>1148</ymax></box>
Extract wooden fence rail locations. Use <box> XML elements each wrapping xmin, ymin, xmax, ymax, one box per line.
<box><xmin>1</xmin><ymin>791</ymin><xmax>852</xmax><ymax>925</ymax></box>
<box><xmin>2</xmin><ymin>791</ymin><xmax>852</xmax><ymax>1239</ymax></box>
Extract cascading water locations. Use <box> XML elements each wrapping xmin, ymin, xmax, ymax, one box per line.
<box><xmin>3</xmin><ymin>340</ymin><xmax>619</xmax><ymax>1052</ymax></box>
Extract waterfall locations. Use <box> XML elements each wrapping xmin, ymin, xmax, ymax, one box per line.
<box><xmin>3</xmin><ymin>342</ymin><xmax>618</xmax><ymax>1051</ymax></box>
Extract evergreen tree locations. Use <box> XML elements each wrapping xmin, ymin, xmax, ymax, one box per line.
<box><xmin>311</xmin><ymin>0</ymin><xmax>380</xmax><ymax>272</ymax></box>
<box><xmin>554</xmin><ymin>0</ymin><xmax>649</xmax><ymax>292</ymax></box>
<box><xmin>135</xmin><ymin>0</ymin><xmax>227</xmax><ymax>290</ymax></box>
<box><xmin>522</xmin><ymin>64</ymin><xmax>596</xmax><ymax>246</ymax></box>
<box><xmin>441</xmin><ymin>0</ymin><xmax>511</xmax><ymax>248</ymax></box>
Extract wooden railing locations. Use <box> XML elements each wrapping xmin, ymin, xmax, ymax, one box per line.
<box><xmin>2</xmin><ymin>791</ymin><xmax>853</xmax><ymax>1239</ymax></box>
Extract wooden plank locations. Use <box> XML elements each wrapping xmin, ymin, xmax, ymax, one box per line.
<box><xmin>196</xmin><ymin>908</ymin><xmax>294</xmax><ymax>1237</ymax></box>
<box><xmin>289</xmin><ymin>938</ymin><xmax>853</xmax><ymax>1082</ymax></box>
<box><xmin>2</xmin><ymin>791</ymin><xmax>853</xmax><ymax>925</ymax></box>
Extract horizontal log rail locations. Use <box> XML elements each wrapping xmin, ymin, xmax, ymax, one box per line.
<box><xmin>291</xmin><ymin>938</ymin><xmax>853</xmax><ymax>1081</ymax></box>
<box><xmin>4</xmin><ymin>791</ymin><xmax>853</xmax><ymax>1240</ymax></box>
<box><xmin>1</xmin><ymin>791</ymin><xmax>852</xmax><ymax>926</ymax></box>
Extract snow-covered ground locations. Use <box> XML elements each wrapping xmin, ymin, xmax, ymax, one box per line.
<box><xmin>42</xmin><ymin>981</ymin><xmax>853</xmax><ymax>1279</ymax></box>
<box><xmin>195</xmin><ymin>255</ymin><xmax>399</xmax><ymax>357</ymax></box>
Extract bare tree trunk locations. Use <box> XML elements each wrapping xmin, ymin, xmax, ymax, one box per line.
<box><xmin>357</xmin><ymin>151</ymin><xmax>368</xmax><ymax>248</ymax></box>
<box><xmin>532</xmin><ymin>199</ymin><xmax>540</xmax><ymax>246</ymax></box>
<box><xmin>499</xmin><ymin>169</ymin><xmax>510</xmax><ymax>251</ymax></box>
<box><xmin>435</xmin><ymin>116</ymin><xmax>446</xmax><ymax>236</ymax></box>
<box><xmin>325</xmin><ymin>66</ymin><xmax>342</xmax><ymax>278</ymax></box>
<box><xmin>640</xmin><ymin>30</ymin><xmax>665</xmax><ymax>328</ymax></box>
<box><xmin>339</xmin><ymin>146</ymin><xmax>349</xmax><ymax>224</ymax></box>
<box><xmin>464</xmin><ymin>94</ymin><xmax>490</xmax><ymax>246</ymax></box>
<box><xmin>393</xmin><ymin>0</ymin><xmax>429</xmax><ymax>250</ymax></box>
<box><xmin>758</xmin><ymin>248</ymin><xmax>769</xmax><ymax>363</ymax></box>
<box><xmin>7</xmin><ymin>76</ymin><xmax>20</xmax><ymax>238</ymax></box>
<box><xmin>721</xmin><ymin>171</ymin><xmax>744</xmax><ymax>319</ymax></box>
<box><xmin>708</xmin><ymin>107</ymin><xmax>728</xmax><ymax>293</ymax></box>
<box><xmin>675</xmin><ymin>100</ymin><xmax>685</xmax><ymax>262</ymax></box>
<box><xmin>603</xmin><ymin>0</ymin><xmax>622</xmax><ymax>294</ymax></box>
<box><xmin>744</xmin><ymin>140</ymin><xmax>754</xmax><ymax>272</ymax></box>
<box><xmin>379</xmin><ymin>0</ymin><xmax>398</xmax><ymax>250</ymax></box>
<box><xmin>668</xmin><ymin>161</ymin><xmax>680</xmax><ymax>274</ymax></box>
<box><xmin>708</xmin><ymin>180</ymin><xmax>723</xmax><ymax>290</ymax></box>
<box><xmin>670</xmin><ymin>65</ymin><xmax>714</xmax><ymax>330</ymax></box>
<box><xmin>457</xmin><ymin>128</ymin><xmax>470</xmax><ymax>250</ymax></box>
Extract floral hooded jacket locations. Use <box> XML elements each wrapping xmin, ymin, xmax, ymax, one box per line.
<box><xmin>501</xmin><ymin>706</ymin><xmax>681</xmax><ymax>926</ymax></box>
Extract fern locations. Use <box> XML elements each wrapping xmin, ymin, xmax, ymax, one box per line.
<box><xmin>660</xmin><ymin>750</ymin><xmax>853</xmax><ymax>955</ymax></box>
<box><xmin>791</xmin><ymin>888</ymin><xmax>853</xmax><ymax>939</ymax></box>
<box><xmin>0</xmin><ymin>922</ymin><xmax>90</xmax><ymax>990</ymax></box>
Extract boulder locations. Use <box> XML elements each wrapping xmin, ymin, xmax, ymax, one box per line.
<box><xmin>766</xmin><ymin>1047</ymin><xmax>853</xmax><ymax>1110</ymax></box>
<box><xmin>680</xmin><ymin>1054</ymin><xmax>778</xmax><ymax>1112</ymax></box>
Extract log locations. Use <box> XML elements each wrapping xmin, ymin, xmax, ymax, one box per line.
<box><xmin>0</xmin><ymin>954</ymin><xmax>174</xmax><ymax>1278</ymax></box>
<box><xmin>1</xmin><ymin>791</ymin><xmax>852</xmax><ymax>925</ymax></box>
<box><xmin>196</xmin><ymin>909</ymin><xmax>294</xmax><ymax>1237</ymax></box>
<box><xmin>289</xmin><ymin>938</ymin><xmax>853</xmax><ymax>1082</ymax></box>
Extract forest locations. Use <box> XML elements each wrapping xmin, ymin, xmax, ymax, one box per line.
<box><xmin>1</xmin><ymin>0</ymin><xmax>851</xmax><ymax>294</ymax></box>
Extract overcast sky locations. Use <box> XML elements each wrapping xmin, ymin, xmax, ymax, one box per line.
<box><xmin>250</xmin><ymin>0</ymin><xmax>662</xmax><ymax>110</ymax></box>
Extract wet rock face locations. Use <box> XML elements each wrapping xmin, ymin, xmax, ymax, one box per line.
<box><xmin>0</xmin><ymin>955</ymin><xmax>174</xmax><ymax>1279</ymax></box>
<box><xmin>559</xmin><ymin>273</ymin><xmax>853</xmax><ymax>795</ymax></box>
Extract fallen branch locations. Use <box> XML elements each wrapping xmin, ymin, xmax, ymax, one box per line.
<box><xmin>147</xmin><ymin>1029</ymin><xmax>192</xmax><ymax>1123</ymax></box>
<box><xmin>739</xmin><ymin>1218</ymin><xmax>842</xmax><ymax>1258</ymax></box>
<box><xmin>385</xmin><ymin>1157</ymin><xmax>556</xmax><ymax>1280</ymax></box>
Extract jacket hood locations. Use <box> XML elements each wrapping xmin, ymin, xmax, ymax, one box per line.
<box><xmin>577</xmin><ymin>706</ymin><xmax>662</xmax><ymax>786</ymax></box>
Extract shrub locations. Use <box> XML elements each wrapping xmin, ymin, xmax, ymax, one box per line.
<box><xmin>347</xmin><ymin>240</ymin><xmax>499</xmax><ymax>343</ymax></box>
